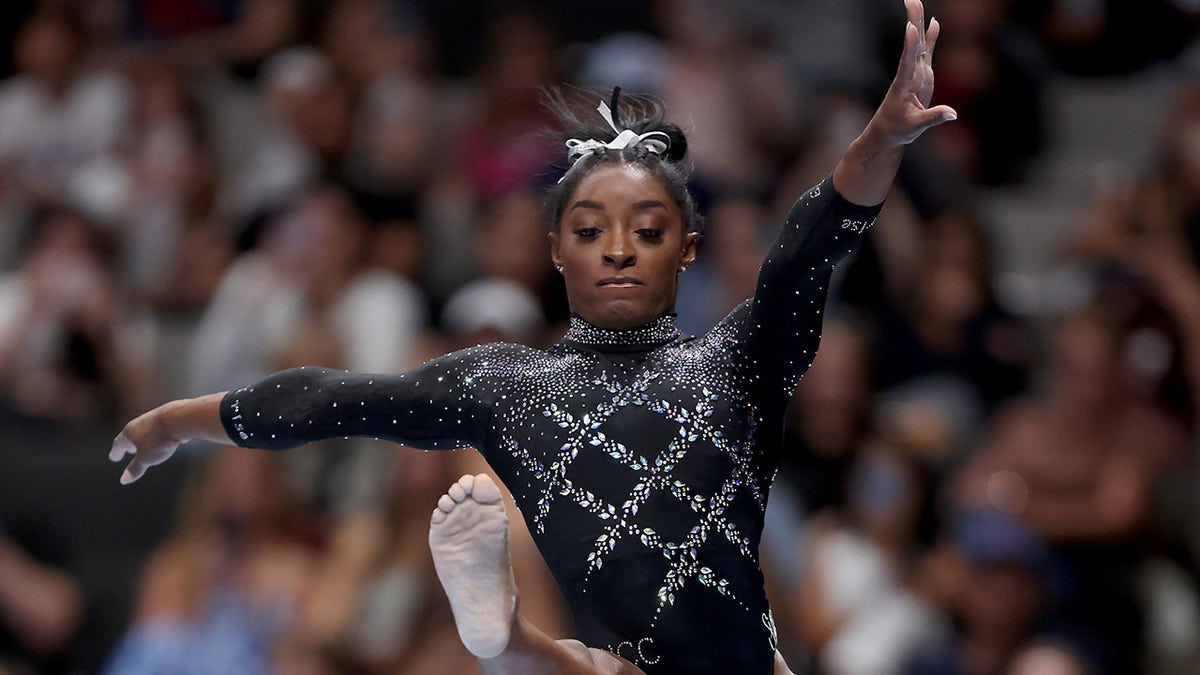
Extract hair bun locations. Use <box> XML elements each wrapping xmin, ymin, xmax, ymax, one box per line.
<box><xmin>657</xmin><ymin>123</ymin><xmax>688</xmax><ymax>163</ymax></box>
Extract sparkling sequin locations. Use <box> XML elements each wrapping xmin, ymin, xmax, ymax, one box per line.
<box><xmin>564</xmin><ymin>313</ymin><xmax>680</xmax><ymax>347</ymax></box>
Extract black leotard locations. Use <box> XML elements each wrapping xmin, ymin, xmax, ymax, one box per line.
<box><xmin>221</xmin><ymin>176</ymin><xmax>880</xmax><ymax>674</ymax></box>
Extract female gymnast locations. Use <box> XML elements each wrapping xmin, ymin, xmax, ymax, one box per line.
<box><xmin>110</xmin><ymin>2</ymin><xmax>954</xmax><ymax>672</ymax></box>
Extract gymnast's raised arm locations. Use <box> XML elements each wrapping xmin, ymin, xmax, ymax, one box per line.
<box><xmin>743</xmin><ymin>0</ymin><xmax>956</xmax><ymax>403</ymax></box>
<box><xmin>110</xmin><ymin>344</ymin><xmax>503</xmax><ymax>484</ymax></box>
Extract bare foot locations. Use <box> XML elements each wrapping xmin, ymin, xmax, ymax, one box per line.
<box><xmin>429</xmin><ymin>473</ymin><xmax>517</xmax><ymax>659</ymax></box>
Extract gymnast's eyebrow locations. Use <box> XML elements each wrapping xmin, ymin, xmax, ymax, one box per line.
<box><xmin>630</xmin><ymin>200</ymin><xmax>668</xmax><ymax>212</ymax></box>
<box><xmin>570</xmin><ymin>200</ymin><xmax>605</xmax><ymax>212</ymax></box>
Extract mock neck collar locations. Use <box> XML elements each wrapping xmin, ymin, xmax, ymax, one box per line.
<box><xmin>563</xmin><ymin>313</ymin><xmax>680</xmax><ymax>350</ymax></box>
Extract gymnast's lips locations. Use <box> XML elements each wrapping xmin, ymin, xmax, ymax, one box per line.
<box><xmin>597</xmin><ymin>277</ymin><xmax>642</xmax><ymax>288</ymax></box>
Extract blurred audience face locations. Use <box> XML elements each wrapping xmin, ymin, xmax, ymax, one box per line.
<box><xmin>14</xmin><ymin>13</ymin><xmax>82</xmax><ymax>86</ymax></box>
<box><xmin>657</xmin><ymin>0</ymin><xmax>742</xmax><ymax>53</ymax></box>
<box><xmin>959</xmin><ymin>562</ymin><xmax>1044</xmax><ymax>641</ymax></box>
<box><xmin>936</xmin><ymin>0</ymin><xmax>1008</xmax><ymax>40</ymax></box>
<box><xmin>1007</xmin><ymin>643</ymin><xmax>1089</xmax><ymax>675</ymax></box>
<box><xmin>917</xmin><ymin>211</ymin><xmax>991</xmax><ymax>329</ymax></box>
<box><xmin>361</xmin><ymin>90</ymin><xmax>436</xmax><ymax>189</ymax></box>
<box><xmin>130</xmin><ymin>66</ymin><xmax>213</xmax><ymax>198</ymax></box>
<box><xmin>846</xmin><ymin>442</ymin><xmax>923</xmax><ymax>548</ymax></box>
<box><xmin>266</xmin><ymin>50</ymin><xmax>353</xmax><ymax>161</ymax></box>
<box><xmin>1162</xmin><ymin>88</ymin><xmax>1200</xmax><ymax>198</ymax></box>
<box><xmin>794</xmin><ymin>320</ymin><xmax>871</xmax><ymax>448</ymax></box>
<box><xmin>481</xmin><ymin>11</ymin><xmax>555</xmax><ymax>107</ymax></box>
<box><xmin>1050</xmin><ymin>314</ymin><xmax>1119</xmax><ymax>410</ymax></box>
<box><xmin>23</xmin><ymin>211</ymin><xmax>113</xmax><ymax>313</ymax></box>
<box><xmin>192</xmin><ymin>448</ymin><xmax>292</xmax><ymax>535</ymax></box>
<box><xmin>372</xmin><ymin>219</ymin><xmax>424</xmax><ymax>280</ymax></box>
<box><xmin>321</xmin><ymin>0</ymin><xmax>427</xmax><ymax>83</ymax></box>
<box><xmin>477</xmin><ymin>189</ymin><xmax>551</xmax><ymax>289</ymax></box>
<box><xmin>270</xmin><ymin>187</ymin><xmax>369</xmax><ymax>287</ymax></box>
<box><xmin>708</xmin><ymin>197</ymin><xmax>766</xmax><ymax>299</ymax></box>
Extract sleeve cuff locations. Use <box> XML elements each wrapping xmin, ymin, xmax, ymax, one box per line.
<box><xmin>219</xmin><ymin>387</ymin><xmax>252</xmax><ymax>446</ymax></box>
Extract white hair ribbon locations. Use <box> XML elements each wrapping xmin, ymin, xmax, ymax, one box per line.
<box><xmin>560</xmin><ymin>99</ymin><xmax>671</xmax><ymax>180</ymax></box>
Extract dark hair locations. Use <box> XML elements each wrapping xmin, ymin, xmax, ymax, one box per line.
<box><xmin>18</xmin><ymin>203</ymin><xmax>116</xmax><ymax>269</ymax></box>
<box><xmin>542</xmin><ymin>87</ymin><xmax>703</xmax><ymax>236</ymax></box>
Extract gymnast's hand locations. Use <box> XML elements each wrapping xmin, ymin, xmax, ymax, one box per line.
<box><xmin>869</xmin><ymin>0</ymin><xmax>957</xmax><ymax>148</ymax></box>
<box><xmin>109</xmin><ymin>392</ymin><xmax>228</xmax><ymax>484</ymax></box>
<box><xmin>832</xmin><ymin>0</ymin><xmax>956</xmax><ymax>206</ymax></box>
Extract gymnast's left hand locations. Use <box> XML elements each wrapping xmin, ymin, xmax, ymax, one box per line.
<box><xmin>109</xmin><ymin>392</ymin><xmax>228</xmax><ymax>484</ymax></box>
<box><xmin>867</xmin><ymin>0</ymin><xmax>958</xmax><ymax>148</ymax></box>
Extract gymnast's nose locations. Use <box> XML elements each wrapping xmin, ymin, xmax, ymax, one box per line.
<box><xmin>603</xmin><ymin>227</ymin><xmax>635</xmax><ymax>269</ymax></box>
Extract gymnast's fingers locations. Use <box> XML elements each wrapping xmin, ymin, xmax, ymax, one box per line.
<box><xmin>121</xmin><ymin>458</ymin><xmax>147</xmax><ymax>485</ymax></box>
<box><xmin>926</xmin><ymin>17</ymin><xmax>941</xmax><ymax>61</ymax></box>
<box><xmin>915</xmin><ymin>104</ymin><xmax>958</xmax><ymax>132</ymax></box>
<box><xmin>109</xmin><ymin>432</ymin><xmax>135</xmax><ymax>462</ymax></box>
<box><xmin>906</xmin><ymin>0</ymin><xmax>926</xmax><ymax>49</ymax></box>
<box><xmin>897</xmin><ymin>20</ymin><xmax>920</xmax><ymax>83</ymax></box>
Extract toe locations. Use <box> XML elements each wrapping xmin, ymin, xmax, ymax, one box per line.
<box><xmin>430</xmin><ymin>507</ymin><xmax>447</xmax><ymax>524</ymax></box>
<box><xmin>438</xmin><ymin>493</ymin><xmax>456</xmax><ymax>512</ymax></box>
<box><xmin>448</xmin><ymin>481</ymin><xmax>467</xmax><ymax>502</ymax></box>
<box><xmin>472</xmin><ymin>473</ymin><xmax>503</xmax><ymax>503</ymax></box>
<box><xmin>458</xmin><ymin>473</ymin><xmax>476</xmax><ymax>494</ymax></box>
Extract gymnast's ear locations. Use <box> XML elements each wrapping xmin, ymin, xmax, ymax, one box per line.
<box><xmin>548</xmin><ymin>231</ymin><xmax>562</xmax><ymax>268</ymax></box>
<box><xmin>681</xmin><ymin>232</ymin><xmax>698</xmax><ymax>268</ymax></box>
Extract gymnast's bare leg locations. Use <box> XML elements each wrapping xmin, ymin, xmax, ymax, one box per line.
<box><xmin>429</xmin><ymin>473</ymin><xmax>643</xmax><ymax>675</ymax></box>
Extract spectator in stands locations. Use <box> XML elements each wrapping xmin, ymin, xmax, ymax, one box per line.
<box><xmin>924</xmin><ymin>0</ymin><xmax>1046</xmax><ymax>184</ymax></box>
<box><xmin>151</xmin><ymin>0</ymin><xmax>306</xmax><ymax>79</ymax></box>
<box><xmin>777</xmin><ymin>318</ymin><xmax>876</xmax><ymax>518</ymax></box>
<box><xmin>954</xmin><ymin>309</ymin><xmax>1190</xmax><ymax>672</ymax></box>
<box><xmin>188</xmin><ymin>183</ymin><xmax>425</xmax><ymax>393</ymax></box>
<box><xmin>471</xmin><ymin>188</ymin><xmax>568</xmax><ymax>323</ymax></box>
<box><xmin>455</xmin><ymin>10</ymin><xmax>559</xmax><ymax>202</ymax></box>
<box><xmin>318</xmin><ymin>0</ymin><xmax>431</xmax><ymax>93</ymax></box>
<box><xmin>675</xmin><ymin>195</ymin><xmax>771</xmax><ymax>335</ymax></box>
<box><xmin>907</xmin><ymin>508</ymin><xmax>1064</xmax><ymax>675</ymax></box>
<box><xmin>870</xmin><ymin>208</ymin><xmax>1032</xmax><ymax>470</ymax></box>
<box><xmin>793</xmin><ymin>439</ymin><xmax>946</xmax><ymax>675</ymax></box>
<box><xmin>1006</xmin><ymin>638</ymin><xmax>1097</xmax><ymax>675</ymax></box>
<box><xmin>1014</xmin><ymin>0</ymin><xmax>1198</xmax><ymax>76</ymax></box>
<box><xmin>119</xmin><ymin>61</ymin><xmax>233</xmax><ymax>312</ymax></box>
<box><xmin>0</xmin><ymin>208</ymin><xmax>157</xmax><ymax>423</ymax></box>
<box><xmin>0</xmin><ymin>532</ymin><xmax>83</xmax><ymax>674</ymax></box>
<box><xmin>0</xmin><ymin>7</ymin><xmax>131</xmax><ymax>259</ymax></box>
<box><xmin>103</xmin><ymin>447</ymin><xmax>314</xmax><ymax>673</ymax></box>
<box><xmin>295</xmin><ymin>449</ymin><xmax>472</xmax><ymax>672</ymax></box>
<box><xmin>656</xmin><ymin>0</ymin><xmax>801</xmax><ymax>195</ymax></box>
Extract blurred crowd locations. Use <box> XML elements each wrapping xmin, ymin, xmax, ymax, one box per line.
<box><xmin>0</xmin><ymin>0</ymin><xmax>1199</xmax><ymax>674</ymax></box>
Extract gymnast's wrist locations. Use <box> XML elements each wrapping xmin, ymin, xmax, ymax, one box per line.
<box><xmin>853</xmin><ymin>124</ymin><xmax>905</xmax><ymax>162</ymax></box>
<box><xmin>158</xmin><ymin>392</ymin><xmax>229</xmax><ymax>445</ymax></box>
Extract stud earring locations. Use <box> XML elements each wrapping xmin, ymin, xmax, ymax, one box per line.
<box><xmin>678</xmin><ymin>265</ymin><xmax>688</xmax><ymax>272</ymax></box>
<box><xmin>556</xmin><ymin>265</ymin><xmax>564</xmax><ymax>274</ymax></box>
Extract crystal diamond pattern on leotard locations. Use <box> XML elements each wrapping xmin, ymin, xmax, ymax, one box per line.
<box><xmin>493</xmin><ymin>338</ymin><xmax>759</xmax><ymax>623</ymax></box>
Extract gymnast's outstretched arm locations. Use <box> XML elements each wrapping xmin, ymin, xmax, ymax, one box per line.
<box><xmin>109</xmin><ymin>343</ymin><xmax>508</xmax><ymax>484</ymax></box>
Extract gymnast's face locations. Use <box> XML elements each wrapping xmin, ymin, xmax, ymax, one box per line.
<box><xmin>550</xmin><ymin>164</ymin><xmax>697</xmax><ymax>330</ymax></box>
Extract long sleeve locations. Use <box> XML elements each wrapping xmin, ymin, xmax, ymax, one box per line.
<box><xmin>219</xmin><ymin>344</ymin><xmax>509</xmax><ymax>452</ymax></box>
<box><xmin>742</xmin><ymin>175</ymin><xmax>882</xmax><ymax>405</ymax></box>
